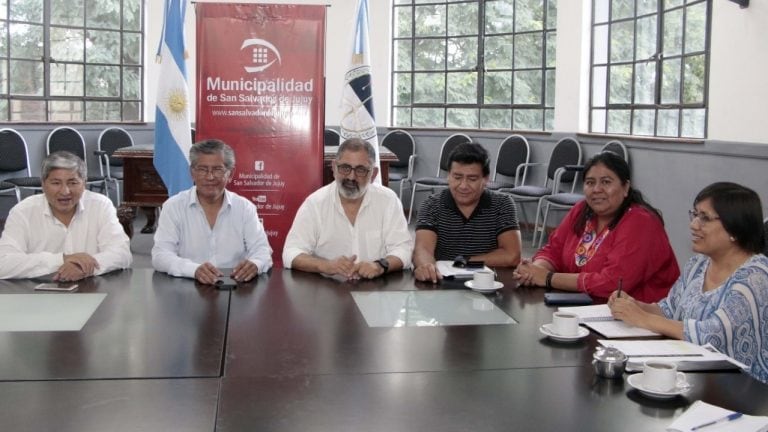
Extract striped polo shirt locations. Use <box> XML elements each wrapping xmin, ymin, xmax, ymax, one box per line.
<box><xmin>416</xmin><ymin>189</ymin><xmax>519</xmax><ymax>260</ymax></box>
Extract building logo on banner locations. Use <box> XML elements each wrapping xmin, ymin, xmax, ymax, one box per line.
<box><xmin>241</xmin><ymin>39</ymin><xmax>282</xmax><ymax>73</ymax></box>
<box><xmin>205</xmin><ymin>38</ymin><xmax>312</xmax><ymax>97</ymax></box>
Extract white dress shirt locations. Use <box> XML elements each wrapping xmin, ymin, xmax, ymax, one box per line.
<box><xmin>152</xmin><ymin>187</ymin><xmax>273</xmax><ymax>278</ymax></box>
<box><xmin>282</xmin><ymin>181</ymin><xmax>413</xmax><ymax>268</ymax></box>
<box><xmin>0</xmin><ymin>191</ymin><xmax>132</xmax><ymax>279</ymax></box>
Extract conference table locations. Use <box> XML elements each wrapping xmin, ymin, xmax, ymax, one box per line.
<box><xmin>0</xmin><ymin>268</ymin><xmax>766</xmax><ymax>431</ymax></box>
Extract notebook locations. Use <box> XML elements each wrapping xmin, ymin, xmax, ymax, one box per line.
<box><xmin>667</xmin><ymin>400</ymin><xmax>768</xmax><ymax>432</ymax></box>
<box><xmin>558</xmin><ymin>304</ymin><xmax>660</xmax><ymax>338</ymax></box>
<box><xmin>599</xmin><ymin>340</ymin><xmax>745</xmax><ymax>372</ymax></box>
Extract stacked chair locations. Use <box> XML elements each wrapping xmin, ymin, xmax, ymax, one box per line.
<box><xmin>498</xmin><ymin>137</ymin><xmax>582</xmax><ymax>246</ymax></box>
<box><xmin>381</xmin><ymin>129</ymin><xmax>417</xmax><ymax>202</ymax></box>
<box><xmin>407</xmin><ymin>133</ymin><xmax>471</xmax><ymax>223</ymax></box>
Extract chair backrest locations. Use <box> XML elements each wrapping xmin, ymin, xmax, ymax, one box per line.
<box><xmin>47</xmin><ymin>126</ymin><xmax>86</xmax><ymax>162</ymax></box>
<box><xmin>494</xmin><ymin>134</ymin><xmax>530</xmax><ymax>180</ymax></box>
<box><xmin>0</xmin><ymin>128</ymin><xmax>32</xmax><ymax>176</ymax></box>
<box><xmin>547</xmin><ymin>137</ymin><xmax>582</xmax><ymax>182</ymax></box>
<box><xmin>324</xmin><ymin>128</ymin><xmax>341</xmax><ymax>147</ymax></box>
<box><xmin>381</xmin><ymin>130</ymin><xmax>415</xmax><ymax>169</ymax></box>
<box><xmin>437</xmin><ymin>133</ymin><xmax>471</xmax><ymax>175</ymax></box>
<box><xmin>98</xmin><ymin>127</ymin><xmax>134</xmax><ymax>167</ymax></box>
<box><xmin>601</xmin><ymin>140</ymin><xmax>629</xmax><ymax>163</ymax></box>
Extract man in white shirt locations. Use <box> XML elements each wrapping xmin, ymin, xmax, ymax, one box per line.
<box><xmin>0</xmin><ymin>151</ymin><xmax>132</xmax><ymax>280</ymax></box>
<box><xmin>283</xmin><ymin>138</ymin><xmax>413</xmax><ymax>280</ymax></box>
<box><xmin>152</xmin><ymin>139</ymin><xmax>272</xmax><ymax>284</ymax></box>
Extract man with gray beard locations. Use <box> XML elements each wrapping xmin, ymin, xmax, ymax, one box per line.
<box><xmin>283</xmin><ymin>138</ymin><xmax>413</xmax><ymax>280</ymax></box>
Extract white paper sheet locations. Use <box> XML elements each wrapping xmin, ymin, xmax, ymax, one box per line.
<box><xmin>598</xmin><ymin>340</ymin><xmax>746</xmax><ymax>371</ymax></box>
<box><xmin>435</xmin><ymin>261</ymin><xmax>492</xmax><ymax>279</ymax></box>
<box><xmin>584</xmin><ymin>320</ymin><xmax>660</xmax><ymax>338</ymax></box>
<box><xmin>667</xmin><ymin>400</ymin><xmax>768</xmax><ymax>432</ymax></box>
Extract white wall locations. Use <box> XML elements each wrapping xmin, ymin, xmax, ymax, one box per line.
<box><xmin>145</xmin><ymin>0</ymin><xmax>391</xmax><ymax>127</ymax></box>
<box><xmin>146</xmin><ymin>0</ymin><xmax>768</xmax><ymax>144</ymax></box>
<box><xmin>708</xmin><ymin>0</ymin><xmax>768</xmax><ymax>143</ymax></box>
<box><xmin>552</xmin><ymin>0</ymin><xmax>591</xmax><ymax>133</ymax></box>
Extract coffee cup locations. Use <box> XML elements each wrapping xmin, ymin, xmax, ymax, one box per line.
<box><xmin>472</xmin><ymin>269</ymin><xmax>495</xmax><ymax>290</ymax></box>
<box><xmin>642</xmin><ymin>361</ymin><xmax>680</xmax><ymax>392</ymax></box>
<box><xmin>552</xmin><ymin>311</ymin><xmax>579</xmax><ymax>336</ymax></box>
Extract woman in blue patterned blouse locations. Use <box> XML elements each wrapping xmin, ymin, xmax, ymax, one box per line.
<box><xmin>609</xmin><ymin>182</ymin><xmax>768</xmax><ymax>383</ymax></box>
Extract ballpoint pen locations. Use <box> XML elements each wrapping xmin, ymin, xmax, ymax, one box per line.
<box><xmin>690</xmin><ymin>412</ymin><xmax>743</xmax><ymax>431</ymax></box>
<box><xmin>616</xmin><ymin>277</ymin><xmax>623</xmax><ymax>298</ymax></box>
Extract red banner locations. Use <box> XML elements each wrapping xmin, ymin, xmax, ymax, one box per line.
<box><xmin>195</xmin><ymin>4</ymin><xmax>326</xmax><ymax>267</ymax></box>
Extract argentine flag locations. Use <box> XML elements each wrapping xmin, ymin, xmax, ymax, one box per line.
<box><xmin>154</xmin><ymin>0</ymin><xmax>193</xmax><ymax>196</ymax></box>
<box><xmin>340</xmin><ymin>0</ymin><xmax>381</xmax><ymax>185</ymax></box>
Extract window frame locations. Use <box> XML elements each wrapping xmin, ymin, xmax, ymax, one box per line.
<box><xmin>588</xmin><ymin>0</ymin><xmax>712</xmax><ymax>138</ymax></box>
<box><xmin>390</xmin><ymin>0</ymin><xmax>557</xmax><ymax>131</ymax></box>
<box><xmin>0</xmin><ymin>0</ymin><xmax>145</xmax><ymax>122</ymax></box>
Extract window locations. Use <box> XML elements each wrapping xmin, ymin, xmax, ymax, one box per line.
<box><xmin>590</xmin><ymin>0</ymin><xmax>710</xmax><ymax>138</ymax></box>
<box><xmin>391</xmin><ymin>0</ymin><xmax>557</xmax><ymax>131</ymax></box>
<box><xmin>0</xmin><ymin>0</ymin><xmax>143</xmax><ymax>122</ymax></box>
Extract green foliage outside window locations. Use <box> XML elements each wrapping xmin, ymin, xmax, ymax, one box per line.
<box><xmin>590</xmin><ymin>0</ymin><xmax>709</xmax><ymax>138</ymax></box>
<box><xmin>0</xmin><ymin>0</ymin><xmax>143</xmax><ymax>122</ymax></box>
<box><xmin>392</xmin><ymin>0</ymin><xmax>557</xmax><ymax>131</ymax></box>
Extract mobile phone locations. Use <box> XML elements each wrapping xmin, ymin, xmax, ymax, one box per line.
<box><xmin>465</xmin><ymin>260</ymin><xmax>485</xmax><ymax>269</ymax></box>
<box><xmin>544</xmin><ymin>292</ymin><xmax>593</xmax><ymax>306</ymax></box>
<box><xmin>34</xmin><ymin>283</ymin><xmax>79</xmax><ymax>292</ymax></box>
<box><xmin>215</xmin><ymin>276</ymin><xmax>238</xmax><ymax>290</ymax></box>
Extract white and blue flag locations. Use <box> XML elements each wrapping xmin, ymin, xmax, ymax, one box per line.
<box><xmin>154</xmin><ymin>0</ymin><xmax>193</xmax><ymax>196</ymax></box>
<box><xmin>340</xmin><ymin>0</ymin><xmax>380</xmax><ymax>184</ymax></box>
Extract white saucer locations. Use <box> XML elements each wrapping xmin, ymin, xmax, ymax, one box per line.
<box><xmin>464</xmin><ymin>280</ymin><xmax>504</xmax><ymax>293</ymax></box>
<box><xmin>539</xmin><ymin>323</ymin><xmax>589</xmax><ymax>342</ymax></box>
<box><xmin>626</xmin><ymin>373</ymin><xmax>691</xmax><ymax>399</ymax></box>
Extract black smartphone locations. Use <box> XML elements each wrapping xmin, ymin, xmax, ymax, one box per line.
<box><xmin>215</xmin><ymin>276</ymin><xmax>238</xmax><ymax>290</ymax></box>
<box><xmin>544</xmin><ymin>292</ymin><xmax>593</xmax><ymax>306</ymax></box>
<box><xmin>465</xmin><ymin>260</ymin><xmax>485</xmax><ymax>269</ymax></box>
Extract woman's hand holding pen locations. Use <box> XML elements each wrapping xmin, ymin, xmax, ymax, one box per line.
<box><xmin>608</xmin><ymin>290</ymin><xmax>647</xmax><ymax>327</ymax></box>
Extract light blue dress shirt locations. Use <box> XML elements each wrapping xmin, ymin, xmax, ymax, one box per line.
<box><xmin>659</xmin><ymin>253</ymin><xmax>768</xmax><ymax>383</ymax></box>
<box><xmin>152</xmin><ymin>187</ymin><xmax>273</xmax><ymax>278</ymax></box>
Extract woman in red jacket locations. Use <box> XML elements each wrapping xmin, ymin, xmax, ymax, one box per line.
<box><xmin>513</xmin><ymin>151</ymin><xmax>679</xmax><ymax>303</ymax></box>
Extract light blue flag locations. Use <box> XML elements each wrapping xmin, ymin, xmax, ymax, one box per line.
<box><xmin>340</xmin><ymin>0</ymin><xmax>381</xmax><ymax>184</ymax></box>
<box><xmin>154</xmin><ymin>0</ymin><xmax>193</xmax><ymax>197</ymax></box>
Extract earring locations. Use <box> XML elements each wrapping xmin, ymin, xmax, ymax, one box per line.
<box><xmin>729</xmin><ymin>236</ymin><xmax>736</xmax><ymax>242</ymax></box>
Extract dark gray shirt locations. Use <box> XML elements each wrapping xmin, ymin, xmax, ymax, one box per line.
<box><xmin>416</xmin><ymin>189</ymin><xmax>519</xmax><ymax>261</ymax></box>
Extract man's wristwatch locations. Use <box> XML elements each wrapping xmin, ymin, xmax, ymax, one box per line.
<box><xmin>375</xmin><ymin>258</ymin><xmax>390</xmax><ymax>274</ymax></box>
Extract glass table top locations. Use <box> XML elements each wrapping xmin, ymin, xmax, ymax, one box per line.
<box><xmin>351</xmin><ymin>290</ymin><xmax>517</xmax><ymax>327</ymax></box>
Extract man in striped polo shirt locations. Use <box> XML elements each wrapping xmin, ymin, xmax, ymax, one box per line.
<box><xmin>412</xmin><ymin>142</ymin><xmax>521</xmax><ymax>283</ymax></box>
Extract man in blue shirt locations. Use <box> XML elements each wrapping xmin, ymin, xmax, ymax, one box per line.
<box><xmin>152</xmin><ymin>139</ymin><xmax>272</xmax><ymax>284</ymax></box>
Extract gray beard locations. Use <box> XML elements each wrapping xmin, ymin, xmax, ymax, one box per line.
<box><xmin>338</xmin><ymin>179</ymin><xmax>368</xmax><ymax>200</ymax></box>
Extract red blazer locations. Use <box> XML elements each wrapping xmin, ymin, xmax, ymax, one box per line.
<box><xmin>534</xmin><ymin>201</ymin><xmax>680</xmax><ymax>302</ymax></box>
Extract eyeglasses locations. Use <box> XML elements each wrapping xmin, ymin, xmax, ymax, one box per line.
<box><xmin>688</xmin><ymin>209</ymin><xmax>720</xmax><ymax>224</ymax></box>
<box><xmin>193</xmin><ymin>166</ymin><xmax>229</xmax><ymax>178</ymax></box>
<box><xmin>336</xmin><ymin>164</ymin><xmax>371</xmax><ymax>177</ymax></box>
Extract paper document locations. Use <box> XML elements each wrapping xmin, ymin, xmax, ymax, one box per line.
<box><xmin>598</xmin><ymin>340</ymin><xmax>745</xmax><ymax>372</ymax></box>
<box><xmin>436</xmin><ymin>261</ymin><xmax>491</xmax><ymax>279</ymax></box>
<box><xmin>667</xmin><ymin>400</ymin><xmax>768</xmax><ymax>432</ymax></box>
<box><xmin>584</xmin><ymin>320</ymin><xmax>659</xmax><ymax>338</ymax></box>
<box><xmin>558</xmin><ymin>304</ymin><xmax>614</xmax><ymax>321</ymax></box>
<box><xmin>558</xmin><ymin>304</ymin><xmax>660</xmax><ymax>337</ymax></box>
